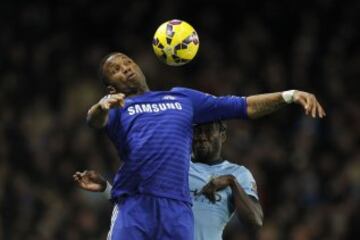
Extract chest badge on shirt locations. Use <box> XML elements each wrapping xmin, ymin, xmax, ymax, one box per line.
<box><xmin>162</xmin><ymin>95</ymin><xmax>176</xmax><ymax>100</ymax></box>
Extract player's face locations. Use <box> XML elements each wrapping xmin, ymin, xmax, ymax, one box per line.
<box><xmin>193</xmin><ymin>123</ymin><xmax>225</xmax><ymax>163</ymax></box>
<box><xmin>102</xmin><ymin>53</ymin><xmax>147</xmax><ymax>95</ymax></box>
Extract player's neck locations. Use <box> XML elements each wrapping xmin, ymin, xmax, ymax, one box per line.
<box><xmin>125</xmin><ymin>86</ymin><xmax>150</xmax><ymax>97</ymax></box>
<box><xmin>194</xmin><ymin>156</ymin><xmax>224</xmax><ymax>165</ymax></box>
<box><xmin>205</xmin><ymin>158</ymin><xmax>225</xmax><ymax>165</ymax></box>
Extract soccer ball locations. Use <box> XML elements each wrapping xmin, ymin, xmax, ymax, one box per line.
<box><xmin>152</xmin><ymin>19</ymin><xmax>200</xmax><ymax>66</ymax></box>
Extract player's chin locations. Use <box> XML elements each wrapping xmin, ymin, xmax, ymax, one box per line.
<box><xmin>194</xmin><ymin>147</ymin><xmax>211</xmax><ymax>158</ymax></box>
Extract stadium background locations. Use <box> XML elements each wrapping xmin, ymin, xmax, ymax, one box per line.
<box><xmin>0</xmin><ymin>0</ymin><xmax>359</xmax><ymax>239</ymax></box>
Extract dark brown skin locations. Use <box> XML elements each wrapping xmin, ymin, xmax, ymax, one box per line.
<box><xmin>87</xmin><ymin>52</ymin><xmax>326</xmax><ymax>129</ymax></box>
<box><xmin>73</xmin><ymin>170</ymin><xmax>107</xmax><ymax>192</ymax></box>
<box><xmin>101</xmin><ymin>53</ymin><xmax>149</xmax><ymax>96</ymax></box>
<box><xmin>74</xmin><ymin>122</ymin><xmax>264</xmax><ymax>229</ymax></box>
<box><xmin>87</xmin><ymin>53</ymin><xmax>149</xmax><ymax>128</ymax></box>
<box><xmin>193</xmin><ymin>122</ymin><xmax>264</xmax><ymax>228</ymax></box>
<box><xmin>246</xmin><ymin>91</ymin><xmax>326</xmax><ymax>119</ymax></box>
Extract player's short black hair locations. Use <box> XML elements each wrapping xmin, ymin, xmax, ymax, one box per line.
<box><xmin>194</xmin><ymin>121</ymin><xmax>227</xmax><ymax>133</ymax></box>
<box><xmin>98</xmin><ymin>52</ymin><xmax>121</xmax><ymax>86</ymax></box>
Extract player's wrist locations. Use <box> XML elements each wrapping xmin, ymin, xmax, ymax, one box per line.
<box><xmin>281</xmin><ymin>90</ymin><xmax>296</xmax><ymax>104</ymax></box>
<box><xmin>97</xmin><ymin>102</ymin><xmax>110</xmax><ymax>112</ymax></box>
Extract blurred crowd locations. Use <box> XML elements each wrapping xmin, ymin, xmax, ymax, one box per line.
<box><xmin>0</xmin><ymin>0</ymin><xmax>359</xmax><ymax>239</ymax></box>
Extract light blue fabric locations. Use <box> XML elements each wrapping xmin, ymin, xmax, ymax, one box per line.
<box><xmin>189</xmin><ymin>161</ymin><xmax>258</xmax><ymax>240</ymax></box>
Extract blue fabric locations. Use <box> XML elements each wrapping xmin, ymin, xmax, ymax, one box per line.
<box><xmin>189</xmin><ymin>161</ymin><xmax>258</xmax><ymax>240</ymax></box>
<box><xmin>105</xmin><ymin>87</ymin><xmax>247</xmax><ymax>203</ymax></box>
<box><xmin>108</xmin><ymin>195</ymin><xmax>194</xmax><ymax>240</ymax></box>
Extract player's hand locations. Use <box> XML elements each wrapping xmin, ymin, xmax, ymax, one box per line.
<box><xmin>293</xmin><ymin>91</ymin><xmax>326</xmax><ymax>118</ymax></box>
<box><xmin>201</xmin><ymin>175</ymin><xmax>235</xmax><ymax>203</ymax></box>
<box><xmin>73</xmin><ymin>170</ymin><xmax>107</xmax><ymax>192</ymax></box>
<box><xmin>98</xmin><ymin>93</ymin><xmax>125</xmax><ymax>111</ymax></box>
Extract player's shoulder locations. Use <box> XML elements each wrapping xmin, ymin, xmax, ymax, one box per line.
<box><xmin>171</xmin><ymin>87</ymin><xmax>207</xmax><ymax>95</ymax></box>
<box><xmin>171</xmin><ymin>86</ymin><xmax>191</xmax><ymax>91</ymax></box>
<box><xmin>171</xmin><ymin>87</ymin><xmax>194</xmax><ymax>94</ymax></box>
<box><xmin>222</xmin><ymin>161</ymin><xmax>253</xmax><ymax>176</ymax></box>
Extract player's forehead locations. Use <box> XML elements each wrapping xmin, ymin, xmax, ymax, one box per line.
<box><xmin>194</xmin><ymin>122</ymin><xmax>218</xmax><ymax>132</ymax></box>
<box><xmin>104</xmin><ymin>53</ymin><xmax>132</xmax><ymax>66</ymax></box>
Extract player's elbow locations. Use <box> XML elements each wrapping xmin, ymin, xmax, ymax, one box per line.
<box><xmin>253</xmin><ymin>214</ymin><xmax>263</xmax><ymax>228</ymax></box>
<box><xmin>241</xmin><ymin>208</ymin><xmax>264</xmax><ymax>229</ymax></box>
<box><xmin>252</xmin><ymin>208</ymin><xmax>264</xmax><ymax>229</ymax></box>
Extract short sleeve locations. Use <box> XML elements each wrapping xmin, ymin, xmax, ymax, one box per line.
<box><xmin>234</xmin><ymin>167</ymin><xmax>259</xmax><ymax>200</ymax></box>
<box><xmin>171</xmin><ymin>87</ymin><xmax>247</xmax><ymax>124</ymax></box>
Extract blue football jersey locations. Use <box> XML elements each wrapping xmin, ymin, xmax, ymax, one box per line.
<box><xmin>105</xmin><ymin>87</ymin><xmax>247</xmax><ymax>203</ymax></box>
<box><xmin>189</xmin><ymin>161</ymin><xmax>258</xmax><ymax>240</ymax></box>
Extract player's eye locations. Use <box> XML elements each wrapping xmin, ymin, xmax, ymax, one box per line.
<box><xmin>122</xmin><ymin>58</ymin><xmax>132</xmax><ymax>64</ymax></box>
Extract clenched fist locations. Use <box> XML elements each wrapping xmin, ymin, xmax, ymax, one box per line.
<box><xmin>73</xmin><ymin>170</ymin><xmax>107</xmax><ymax>192</ymax></box>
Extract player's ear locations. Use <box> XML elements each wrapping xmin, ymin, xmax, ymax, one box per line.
<box><xmin>106</xmin><ymin>85</ymin><xmax>116</xmax><ymax>94</ymax></box>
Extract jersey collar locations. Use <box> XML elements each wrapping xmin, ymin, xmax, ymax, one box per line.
<box><xmin>192</xmin><ymin>158</ymin><xmax>226</xmax><ymax>166</ymax></box>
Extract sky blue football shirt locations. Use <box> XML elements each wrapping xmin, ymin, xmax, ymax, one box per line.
<box><xmin>189</xmin><ymin>161</ymin><xmax>258</xmax><ymax>240</ymax></box>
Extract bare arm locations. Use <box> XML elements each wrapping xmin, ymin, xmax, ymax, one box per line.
<box><xmin>201</xmin><ymin>175</ymin><xmax>263</xmax><ymax>228</ymax></box>
<box><xmin>246</xmin><ymin>90</ymin><xmax>326</xmax><ymax>119</ymax></box>
<box><xmin>87</xmin><ymin>103</ymin><xmax>110</xmax><ymax>128</ymax></box>
<box><xmin>87</xmin><ymin>93</ymin><xmax>125</xmax><ymax>128</ymax></box>
<box><xmin>73</xmin><ymin>170</ymin><xmax>112</xmax><ymax>199</ymax></box>
<box><xmin>228</xmin><ymin>176</ymin><xmax>263</xmax><ymax>228</ymax></box>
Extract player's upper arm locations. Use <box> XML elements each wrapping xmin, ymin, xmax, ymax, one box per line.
<box><xmin>105</xmin><ymin>108</ymin><xmax>122</xmax><ymax>141</ymax></box>
<box><xmin>171</xmin><ymin>87</ymin><xmax>248</xmax><ymax>124</ymax></box>
<box><xmin>234</xmin><ymin>167</ymin><xmax>259</xmax><ymax>200</ymax></box>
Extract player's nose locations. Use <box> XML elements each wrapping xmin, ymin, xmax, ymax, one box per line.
<box><xmin>123</xmin><ymin>65</ymin><xmax>131</xmax><ymax>75</ymax></box>
<box><xmin>195</xmin><ymin>132</ymin><xmax>207</xmax><ymax>141</ymax></box>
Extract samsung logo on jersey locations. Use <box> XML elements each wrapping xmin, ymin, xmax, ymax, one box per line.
<box><xmin>127</xmin><ymin>102</ymin><xmax>183</xmax><ymax>115</ymax></box>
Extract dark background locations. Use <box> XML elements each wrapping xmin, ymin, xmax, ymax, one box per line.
<box><xmin>0</xmin><ymin>0</ymin><xmax>359</xmax><ymax>239</ymax></box>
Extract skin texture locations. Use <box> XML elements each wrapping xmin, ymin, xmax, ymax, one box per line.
<box><xmin>87</xmin><ymin>52</ymin><xmax>326</xmax><ymax>129</ymax></box>
<box><xmin>192</xmin><ymin>122</ymin><xmax>226</xmax><ymax>164</ymax></box>
<box><xmin>193</xmin><ymin>123</ymin><xmax>264</xmax><ymax>228</ymax></box>
<box><xmin>87</xmin><ymin>53</ymin><xmax>149</xmax><ymax>128</ymax></box>
<box><xmin>100</xmin><ymin>53</ymin><xmax>149</xmax><ymax>96</ymax></box>
<box><xmin>74</xmin><ymin>122</ymin><xmax>264</xmax><ymax>230</ymax></box>
<box><xmin>246</xmin><ymin>91</ymin><xmax>326</xmax><ymax>119</ymax></box>
<box><xmin>73</xmin><ymin>170</ymin><xmax>107</xmax><ymax>192</ymax></box>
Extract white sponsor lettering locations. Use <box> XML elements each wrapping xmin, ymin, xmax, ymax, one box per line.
<box><xmin>127</xmin><ymin>102</ymin><xmax>183</xmax><ymax>115</ymax></box>
<box><xmin>141</xmin><ymin>104</ymin><xmax>152</xmax><ymax>112</ymax></box>
<box><xmin>175</xmin><ymin>102</ymin><xmax>182</xmax><ymax>110</ymax></box>
<box><xmin>159</xmin><ymin>103</ymin><xmax>167</xmax><ymax>111</ymax></box>
<box><xmin>166</xmin><ymin>102</ymin><xmax>175</xmax><ymax>109</ymax></box>
<box><xmin>128</xmin><ymin>106</ymin><xmax>135</xmax><ymax>115</ymax></box>
<box><xmin>152</xmin><ymin>104</ymin><xmax>159</xmax><ymax>112</ymax></box>
<box><xmin>135</xmin><ymin>104</ymin><xmax>143</xmax><ymax>113</ymax></box>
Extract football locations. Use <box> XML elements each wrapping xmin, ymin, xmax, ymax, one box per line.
<box><xmin>152</xmin><ymin>19</ymin><xmax>200</xmax><ymax>66</ymax></box>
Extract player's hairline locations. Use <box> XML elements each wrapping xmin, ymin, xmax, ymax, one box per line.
<box><xmin>98</xmin><ymin>52</ymin><xmax>127</xmax><ymax>85</ymax></box>
<box><xmin>193</xmin><ymin>121</ymin><xmax>227</xmax><ymax>132</ymax></box>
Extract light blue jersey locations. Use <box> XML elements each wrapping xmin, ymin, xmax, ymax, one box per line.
<box><xmin>189</xmin><ymin>160</ymin><xmax>258</xmax><ymax>240</ymax></box>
